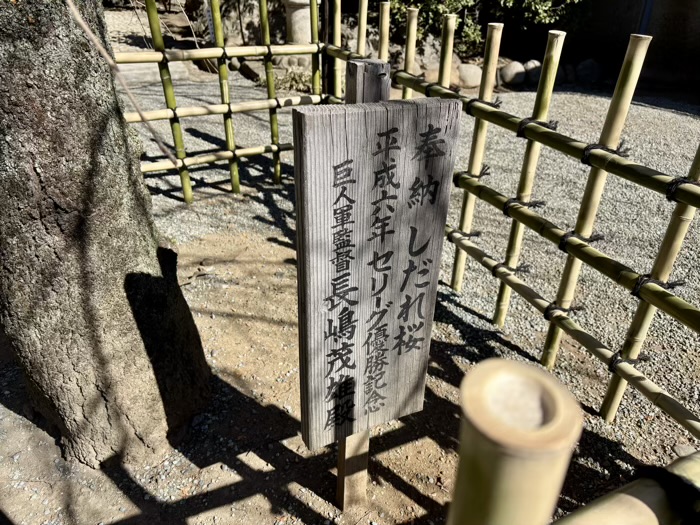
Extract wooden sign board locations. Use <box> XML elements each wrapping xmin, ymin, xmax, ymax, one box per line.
<box><xmin>293</xmin><ymin>98</ymin><xmax>461</xmax><ymax>449</ymax></box>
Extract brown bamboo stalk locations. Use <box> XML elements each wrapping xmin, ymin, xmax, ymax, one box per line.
<box><xmin>447</xmin><ymin>358</ymin><xmax>582</xmax><ymax>525</ymax></box>
<box><xmin>356</xmin><ymin>0</ymin><xmax>368</xmax><ymax>56</ymax></box>
<box><xmin>259</xmin><ymin>0</ymin><xmax>282</xmax><ymax>184</ymax></box>
<box><xmin>452</xmin><ymin>174</ymin><xmax>700</xmax><ymax>333</ymax></box>
<box><xmin>140</xmin><ymin>142</ymin><xmax>294</xmax><ymax>173</ymax></box>
<box><xmin>333</xmin><ymin>0</ymin><xmax>342</xmax><ymax>98</ymax></box>
<box><xmin>493</xmin><ymin>30</ymin><xmax>566</xmax><ymax>328</ymax></box>
<box><xmin>124</xmin><ymin>95</ymin><xmax>325</xmax><ymax>123</ymax></box>
<box><xmin>553</xmin><ymin>453</ymin><xmax>700</xmax><ymax>524</ymax></box>
<box><xmin>450</xmin><ymin>23</ymin><xmax>503</xmax><ymax>292</ymax></box>
<box><xmin>392</xmin><ymin>72</ymin><xmax>700</xmax><ymax>209</ymax></box>
<box><xmin>114</xmin><ymin>43</ymin><xmax>324</xmax><ymax>64</ymax></box>
<box><xmin>438</xmin><ymin>14</ymin><xmax>457</xmax><ymax>88</ymax></box>
<box><xmin>600</xmin><ymin>144</ymin><xmax>700</xmax><ymax>422</ymax></box>
<box><xmin>210</xmin><ymin>0</ymin><xmax>240</xmax><ymax>193</ymax></box>
<box><xmin>378</xmin><ymin>2</ymin><xmax>390</xmax><ymax>62</ymax></box>
<box><xmin>145</xmin><ymin>0</ymin><xmax>193</xmax><ymax>203</ymax></box>
<box><xmin>541</xmin><ymin>34</ymin><xmax>652</xmax><ymax>370</ymax></box>
<box><xmin>401</xmin><ymin>7</ymin><xmax>419</xmax><ymax>100</ymax></box>
<box><xmin>445</xmin><ymin>227</ymin><xmax>700</xmax><ymax>439</ymax></box>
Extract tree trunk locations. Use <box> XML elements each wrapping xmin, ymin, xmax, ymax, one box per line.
<box><xmin>0</xmin><ymin>1</ymin><xmax>211</xmax><ymax>468</ymax></box>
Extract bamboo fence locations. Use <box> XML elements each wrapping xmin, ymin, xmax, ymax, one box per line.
<box><xmin>391</xmin><ymin>26</ymin><xmax>700</xmax><ymax>443</ymax></box>
<box><xmin>119</xmin><ymin>0</ymin><xmax>700</xmax><ymax>451</ymax></box>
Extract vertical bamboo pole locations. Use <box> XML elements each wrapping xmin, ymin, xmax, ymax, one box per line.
<box><xmin>378</xmin><ymin>2</ymin><xmax>390</xmax><ymax>62</ymax></box>
<box><xmin>144</xmin><ymin>0</ymin><xmax>192</xmax><ymax>203</ymax></box>
<box><xmin>210</xmin><ymin>0</ymin><xmax>240</xmax><ymax>193</ymax></box>
<box><xmin>447</xmin><ymin>359</ymin><xmax>583</xmax><ymax>525</ymax></box>
<box><xmin>438</xmin><ymin>14</ymin><xmax>457</xmax><ymax>88</ymax></box>
<box><xmin>450</xmin><ymin>23</ymin><xmax>504</xmax><ymax>291</ymax></box>
<box><xmin>332</xmin><ymin>0</ymin><xmax>342</xmax><ymax>98</ymax></box>
<box><xmin>541</xmin><ymin>34</ymin><xmax>652</xmax><ymax>370</ymax></box>
<box><xmin>356</xmin><ymin>0</ymin><xmax>368</xmax><ymax>56</ymax></box>
<box><xmin>259</xmin><ymin>0</ymin><xmax>281</xmax><ymax>184</ymax></box>
<box><xmin>493</xmin><ymin>31</ymin><xmax>566</xmax><ymax>327</ymax></box>
<box><xmin>600</xmin><ymin>146</ymin><xmax>700</xmax><ymax>421</ymax></box>
<box><xmin>401</xmin><ymin>7</ymin><xmax>419</xmax><ymax>100</ymax></box>
<box><xmin>310</xmin><ymin>0</ymin><xmax>321</xmax><ymax>96</ymax></box>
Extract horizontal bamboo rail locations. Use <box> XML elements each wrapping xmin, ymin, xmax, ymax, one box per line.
<box><xmin>124</xmin><ymin>95</ymin><xmax>326</xmax><ymax>123</ymax></box>
<box><xmin>324</xmin><ymin>44</ymin><xmax>365</xmax><ymax>62</ymax></box>
<box><xmin>114</xmin><ymin>43</ymin><xmax>324</xmax><ymax>64</ymax></box>
<box><xmin>453</xmin><ymin>173</ymin><xmax>700</xmax><ymax>333</ymax></box>
<box><xmin>393</xmin><ymin>72</ymin><xmax>700</xmax><ymax>210</ymax></box>
<box><xmin>140</xmin><ymin>142</ymin><xmax>293</xmax><ymax>173</ymax></box>
<box><xmin>445</xmin><ymin>227</ymin><xmax>700</xmax><ymax>440</ymax></box>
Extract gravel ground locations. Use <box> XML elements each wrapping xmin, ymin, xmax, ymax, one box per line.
<box><xmin>2</xmin><ymin>7</ymin><xmax>700</xmax><ymax>525</ymax></box>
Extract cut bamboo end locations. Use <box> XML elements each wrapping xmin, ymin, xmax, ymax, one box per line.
<box><xmin>447</xmin><ymin>359</ymin><xmax>582</xmax><ymax>525</ymax></box>
<box><xmin>460</xmin><ymin>359</ymin><xmax>583</xmax><ymax>453</ymax></box>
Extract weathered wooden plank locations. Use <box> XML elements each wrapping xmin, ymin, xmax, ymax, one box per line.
<box><xmin>293</xmin><ymin>98</ymin><xmax>461</xmax><ymax>449</ymax></box>
<box><xmin>346</xmin><ymin>59</ymin><xmax>391</xmax><ymax>104</ymax></box>
<box><xmin>336</xmin><ymin>429</ymin><xmax>370</xmax><ymax>508</ymax></box>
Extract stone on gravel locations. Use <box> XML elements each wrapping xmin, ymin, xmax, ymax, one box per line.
<box><xmin>672</xmin><ymin>443</ymin><xmax>696</xmax><ymax>457</ymax></box>
<box><xmin>524</xmin><ymin>59</ymin><xmax>542</xmax><ymax>84</ymax></box>
<box><xmin>458</xmin><ymin>64</ymin><xmax>482</xmax><ymax>88</ymax></box>
<box><xmin>576</xmin><ymin>58</ymin><xmax>601</xmax><ymax>85</ymax></box>
<box><xmin>501</xmin><ymin>61</ymin><xmax>526</xmax><ymax>85</ymax></box>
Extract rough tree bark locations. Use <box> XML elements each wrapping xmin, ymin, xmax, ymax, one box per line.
<box><xmin>0</xmin><ymin>1</ymin><xmax>211</xmax><ymax>467</ymax></box>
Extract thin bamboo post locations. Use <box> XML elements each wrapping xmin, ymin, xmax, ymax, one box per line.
<box><xmin>356</xmin><ymin>0</ymin><xmax>368</xmax><ymax>56</ymax></box>
<box><xmin>553</xmin><ymin>453</ymin><xmax>700</xmax><ymax>524</ymax></box>
<box><xmin>378</xmin><ymin>2</ymin><xmax>390</xmax><ymax>62</ymax></box>
<box><xmin>401</xmin><ymin>7</ymin><xmax>419</xmax><ymax>100</ymax></box>
<box><xmin>210</xmin><ymin>0</ymin><xmax>240</xmax><ymax>193</ymax></box>
<box><xmin>600</xmin><ymin>145</ymin><xmax>700</xmax><ymax>422</ymax></box>
<box><xmin>541</xmin><ymin>34</ymin><xmax>652</xmax><ymax>370</ymax></box>
<box><xmin>310</xmin><ymin>0</ymin><xmax>321</xmax><ymax>96</ymax></box>
<box><xmin>447</xmin><ymin>359</ymin><xmax>583</xmax><ymax>525</ymax></box>
<box><xmin>445</xmin><ymin>226</ymin><xmax>700</xmax><ymax>439</ymax></box>
<box><xmin>259</xmin><ymin>0</ymin><xmax>282</xmax><ymax>184</ymax></box>
<box><xmin>449</xmin><ymin>22</ymin><xmax>503</xmax><ymax>292</ymax></box>
<box><xmin>392</xmin><ymin>72</ymin><xmax>700</xmax><ymax>209</ymax></box>
<box><xmin>144</xmin><ymin>0</ymin><xmax>193</xmax><ymax>203</ymax></box>
<box><xmin>332</xmin><ymin>0</ymin><xmax>342</xmax><ymax>98</ymax></box>
<box><xmin>493</xmin><ymin>30</ymin><xmax>566</xmax><ymax>328</ymax></box>
<box><xmin>438</xmin><ymin>14</ymin><xmax>457</xmax><ymax>88</ymax></box>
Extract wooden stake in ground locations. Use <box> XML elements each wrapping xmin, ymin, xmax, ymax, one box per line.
<box><xmin>600</xmin><ymin>144</ymin><xmax>700</xmax><ymax>422</ymax></box>
<box><xmin>449</xmin><ymin>23</ymin><xmax>503</xmax><ymax>292</ymax></box>
<box><xmin>447</xmin><ymin>359</ymin><xmax>582</xmax><ymax>525</ymax></box>
<box><xmin>310</xmin><ymin>0</ymin><xmax>322</xmax><ymax>95</ymax></box>
<box><xmin>493</xmin><ymin>30</ymin><xmax>566</xmax><ymax>327</ymax></box>
<box><xmin>293</xmin><ymin>91</ymin><xmax>461</xmax><ymax>508</ymax></box>
<box><xmin>144</xmin><ymin>0</ymin><xmax>193</xmax><ymax>203</ymax></box>
<box><xmin>540</xmin><ymin>34</ymin><xmax>652</xmax><ymax>370</ymax></box>
<box><xmin>334</xmin><ymin>59</ymin><xmax>387</xmax><ymax>511</ymax></box>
